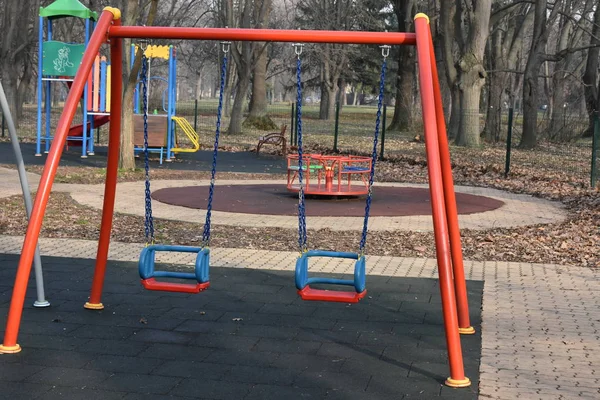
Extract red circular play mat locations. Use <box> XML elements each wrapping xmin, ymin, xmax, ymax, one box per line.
<box><xmin>152</xmin><ymin>184</ymin><xmax>504</xmax><ymax>217</ymax></box>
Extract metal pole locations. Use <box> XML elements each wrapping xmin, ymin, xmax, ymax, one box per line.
<box><xmin>415</xmin><ymin>14</ymin><xmax>468</xmax><ymax>387</ymax></box>
<box><xmin>86</xmin><ymin>15</ymin><xmax>124</xmax><ymax>310</ymax></box>
<box><xmin>333</xmin><ymin>101</ymin><xmax>340</xmax><ymax>152</ymax></box>
<box><xmin>505</xmin><ymin>107</ymin><xmax>513</xmax><ymax>178</ymax></box>
<box><xmin>379</xmin><ymin>104</ymin><xmax>387</xmax><ymax>160</ymax></box>
<box><xmin>290</xmin><ymin>102</ymin><xmax>295</xmax><ymax>146</ymax></box>
<box><xmin>194</xmin><ymin>98</ymin><xmax>198</xmax><ymax>131</ymax></box>
<box><xmin>0</xmin><ymin>81</ymin><xmax>50</xmax><ymax>308</ymax></box>
<box><xmin>110</xmin><ymin>26</ymin><xmax>418</xmax><ymax>45</ymax></box>
<box><xmin>591</xmin><ymin>112</ymin><xmax>599</xmax><ymax>188</ymax></box>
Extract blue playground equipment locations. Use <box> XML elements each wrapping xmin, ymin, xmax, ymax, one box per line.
<box><xmin>132</xmin><ymin>44</ymin><xmax>200</xmax><ymax>164</ymax></box>
<box><xmin>293</xmin><ymin>43</ymin><xmax>389</xmax><ymax>303</ymax></box>
<box><xmin>137</xmin><ymin>41</ymin><xmax>230</xmax><ymax>293</ymax></box>
<box><xmin>36</xmin><ymin>0</ymin><xmax>111</xmax><ymax>158</ymax></box>
<box><xmin>36</xmin><ymin>1</ymin><xmax>199</xmax><ymax>162</ymax></box>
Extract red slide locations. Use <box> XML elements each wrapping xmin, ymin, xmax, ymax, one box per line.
<box><xmin>67</xmin><ymin>114</ymin><xmax>110</xmax><ymax>147</ymax></box>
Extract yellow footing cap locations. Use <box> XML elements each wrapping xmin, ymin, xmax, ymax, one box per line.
<box><xmin>84</xmin><ymin>302</ymin><xmax>104</xmax><ymax>310</ymax></box>
<box><xmin>459</xmin><ymin>326</ymin><xmax>476</xmax><ymax>335</ymax></box>
<box><xmin>414</xmin><ymin>13</ymin><xmax>430</xmax><ymax>23</ymax></box>
<box><xmin>0</xmin><ymin>344</ymin><xmax>22</xmax><ymax>354</ymax></box>
<box><xmin>445</xmin><ymin>377</ymin><xmax>471</xmax><ymax>388</ymax></box>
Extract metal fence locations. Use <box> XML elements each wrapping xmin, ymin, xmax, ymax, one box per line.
<box><xmin>1</xmin><ymin>99</ymin><xmax>599</xmax><ymax>188</ymax></box>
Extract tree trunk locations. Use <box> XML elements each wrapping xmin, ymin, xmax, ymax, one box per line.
<box><xmin>245</xmin><ymin>3</ymin><xmax>277</xmax><ymax>130</ymax></box>
<box><xmin>228</xmin><ymin>73</ymin><xmax>250</xmax><ymax>134</ymax></box>
<box><xmin>16</xmin><ymin>59</ymin><xmax>33</xmax><ymax>120</ymax></box>
<box><xmin>440</xmin><ymin>0</ymin><xmax>491</xmax><ymax>146</ymax></box>
<box><xmin>388</xmin><ymin>45</ymin><xmax>414</xmax><ymax>132</ymax></box>
<box><xmin>245</xmin><ymin>43</ymin><xmax>276</xmax><ymax>130</ymax></box>
<box><xmin>447</xmin><ymin>89</ymin><xmax>460</xmax><ymax>140</ymax></box>
<box><xmin>483</xmin><ymin>28</ymin><xmax>504</xmax><ymax>142</ymax></box>
<box><xmin>1</xmin><ymin>66</ymin><xmax>19</xmax><ymax>122</ymax></box>
<box><xmin>319</xmin><ymin>82</ymin><xmax>336</xmax><ymax>121</ymax></box>
<box><xmin>388</xmin><ymin>0</ymin><xmax>415</xmax><ymax>133</ymax></box>
<box><xmin>439</xmin><ymin>0</ymin><xmax>459</xmax><ymax>139</ymax></box>
<box><xmin>548</xmin><ymin>69</ymin><xmax>567</xmax><ymax>140</ymax></box>
<box><xmin>519</xmin><ymin>0</ymin><xmax>562</xmax><ymax>148</ymax></box>
<box><xmin>119</xmin><ymin>0</ymin><xmax>159</xmax><ymax>170</ymax></box>
<box><xmin>120</xmin><ymin>85</ymin><xmax>136</xmax><ymax>169</ymax></box>
<box><xmin>0</xmin><ymin>0</ymin><xmax>36</xmax><ymax>125</ymax></box>
<box><xmin>247</xmin><ymin>1</ymin><xmax>271</xmax><ymax>119</ymax></box>
<box><xmin>583</xmin><ymin>3</ymin><xmax>600</xmax><ymax>137</ymax></box>
<box><xmin>455</xmin><ymin>76</ymin><xmax>483</xmax><ymax>147</ymax></box>
<box><xmin>484</xmin><ymin>76</ymin><xmax>503</xmax><ymax>142</ymax></box>
<box><xmin>521</xmin><ymin>60</ymin><xmax>540</xmax><ymax>148</ymax></box>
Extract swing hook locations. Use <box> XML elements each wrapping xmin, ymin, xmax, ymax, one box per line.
<box><xmin>221</xmin><ymin>41</ymin><xmax>231</xmax><ymax>54</ymax></box>
<box><xmin>139</xmin><ymin>38</ymin><xmax>149</xmax><ymax>52</ymax></box>
<box><xmin>380</xmin><ymin>45</ymin><xmax>391</xmax><ymax>59</ymax></box>
<box><xmin>293</xmin><ymin>43</ymin><xmax>304</xmax><ymax>59</ymax></box>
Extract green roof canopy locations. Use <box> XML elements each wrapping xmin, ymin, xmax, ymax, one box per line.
<box><xmin>39</xmin><ymin>0</ymin><xmax>98</xmax><ymax>21</ymax></box>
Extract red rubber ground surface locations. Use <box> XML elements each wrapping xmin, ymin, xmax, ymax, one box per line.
<box><xmin>152</xmin><ymin>184</ymin><xmax>504</xmax><ymax>217</ymax></box>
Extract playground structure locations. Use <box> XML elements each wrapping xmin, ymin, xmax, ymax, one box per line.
<box><xmin>36</xmin><ymin>0</ymin><xmax>110</xmax><ymax>157</ymax></box>
<box><xmin>287</xmin><ymin>154</ymin><xmax>372</xmax><ymax>196</ymax></box>
<box><xmin>132</xmin><ymin>44</ymin><xmax>200</xmax><ymax>163</ymax></box>
<box><xmin>36</xmin><ymin>0</ymin><xmax>199</xmax><ymax>162</ymax></box>
<box><xmin>2</xmin><ymin>7</ymin><xmax>474</xmax><ymax>389</ymax></box>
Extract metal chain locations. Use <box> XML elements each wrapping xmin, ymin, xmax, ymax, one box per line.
<box><xmin>201</xmin><ymin>44</ymin><xmax>229</xmax><ymax>247</ymax></box>
<box><xmin>359</xmin><ymin>51</ymin><xmax>388</xmax><ymax>254</ymax></box>
<box><xmin>141</xmin><ymin>51</ymin><xmax>154</xmax><ymax>244</ymax></box>
<box><xmin>294</xmin><ymin>44</ymin><xmax>307</xmax><ymax>253</ymax></box>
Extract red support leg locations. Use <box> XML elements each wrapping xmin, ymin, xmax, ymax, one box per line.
<box><xmin>427</xmin><ymin>28</ymin><xmax>474</xmax><ymax>335</ymax></box>
<box><xmin>0</xmin><ymin>9</ymin><xmax>118</xmax><ymax>354</ymax></box>
<box><xmin>414</xmin><ymin>14</ymin><xmax>470</xmax><ymax>388</ymax></box>
<box><xmin>85</xmin><ymin>18</ymin><xmax>123</xmax><ymax>310</ymax></box>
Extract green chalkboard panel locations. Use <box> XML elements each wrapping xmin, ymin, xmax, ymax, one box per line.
<box><xmin>42</xmin><ymin>41</ymin><xmax>85</xmax><ymax>77</ymax></box>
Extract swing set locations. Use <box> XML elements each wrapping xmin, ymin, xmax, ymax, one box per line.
<box><xmin>1</xmin><ymin>7</ymin><xmax>474</xmax><ymax>388</ymax></box>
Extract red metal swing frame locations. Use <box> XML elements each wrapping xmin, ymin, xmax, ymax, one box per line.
<box><xmin>0</xmin><ymin>7</ymin><xmax>473</xmax><ymax>388</ymax></box>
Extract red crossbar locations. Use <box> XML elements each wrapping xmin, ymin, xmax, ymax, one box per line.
<box><xmin>297</xmin><ymin>286</ymin><xmax>367</xmax><ymax>303</ymax></box>
<box><xmin>108</xmin><ymin>26</ymin><xmax>416</xmax><ymax>46</ymax></box>
<box><xmin>141</xmin><ymin>278</ymin><xmax>209</xmax><ymax>294</ymax></box>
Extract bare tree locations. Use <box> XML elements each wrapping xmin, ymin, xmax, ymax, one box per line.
<box><xmin>119</xmin><ymin>0</ymin><xmax>160</xmax><ymax>170</ymax></box>
<box><xmin>519</xmin><ymin>0</ymin><xmax>563</xmax><ymax>148</ymax></box>
<box><xmin>222</xmin><ymin>0</ymin><xmax>272</xmax><ymax>135</ymax></box>
<box><xmin>583</xmin><ymin>2</ymin><xmax>600</xmax><ymax>136</ymax></box>
<box><xmin>483</xmin><ymin>3</ymin><xmax>533</xmax><ymax>141</ymax></box>
<box><xmin>545</xmin><ymin>0</ymin><xmax>591</xmax><ymax>139</ymax></box>
<box><xmin>297</xmin><ymin>0</ymin><xmax>356</xmax><ymax>120</ymax></box>
<box><xmin>0</xmin><ymin>0</ymin><xmax>40</xmax><ymax>124</ymax></box>
<box><xmin>387</xmin><ymin>0</ymin><xmax>416</xmax><ymax>133</ymax></box>
<box><xmin>245</xmin><ymin>0</ymin><xmax>278</xmax><ymax>130</ymax></box>
<box><xmin>440</xmin><ymin>0</ymin><xmax>492</xmax><ymax>147</ymax></box>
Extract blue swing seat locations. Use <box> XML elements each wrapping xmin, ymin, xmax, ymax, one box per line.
<box><xmin>295</xmin><ymin>250</ymin><xmax>367</xmax><ymax>303</ymax></box>
<box><xmin>139</xmin><ymin>245</ymin><xmax>210</xmax><ymax>293</ymax></box>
